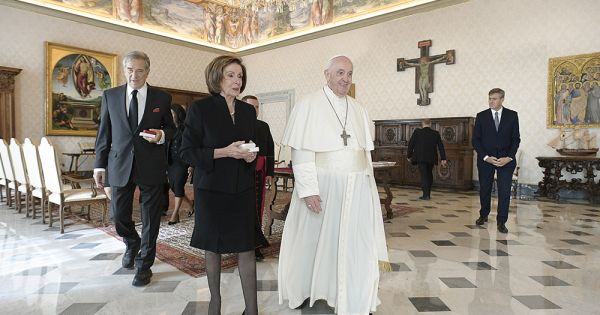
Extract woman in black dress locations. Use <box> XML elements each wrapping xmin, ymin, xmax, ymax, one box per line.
<box><xmin>180</xmin><ymin>55</ymin><xmax>258</xmax><ymax>315</ymax></box>
<box><xmin>166</xmin><ymin>103</ymin><xmax>193</xmax><ymax>225</ymax></box>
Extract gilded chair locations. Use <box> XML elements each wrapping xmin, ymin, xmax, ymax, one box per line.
<box><xmin>22</xmin><ymin>138</ymin><xmax>47</xmax><ymax>222</ymax></box>
<box><xmin>263</xmin><ymin>171</ymin><xmax>293</xmax><ymax>237</ymax></box>
<box><xmin>38</xmin><ymin>137</ymin><xmax>108</xmax><ymax>234</ymax></box>
<box><xmin>9</xmin><ymin>138</ymin><xmax>31</xmax><ymax>215</ymax></box>
<box><xmin>273</xmin><ymin>143</ymin><xmax>293</xmax><ymax>191</ymax></box>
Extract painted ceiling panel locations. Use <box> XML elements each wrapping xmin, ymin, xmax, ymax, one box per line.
<box><xmin>16</xmin><ymin>0</ymin><xmax>453</xmax><ymax>52</ymax></box>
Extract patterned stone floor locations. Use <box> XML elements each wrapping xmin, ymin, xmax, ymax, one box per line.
<box><xmin>1</xmin><ymin>187</ymin><xmax>600</xmax><ymax>314</ymax></box>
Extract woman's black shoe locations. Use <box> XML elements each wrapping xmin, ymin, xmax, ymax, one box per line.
<box><xmin>187</xmin><ymin>200</ymin><xmax>195</xmax><ymax>217</ymax></box>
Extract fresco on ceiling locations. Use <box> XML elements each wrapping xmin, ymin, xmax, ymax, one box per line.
<box><xmin>37</xmin><ymin>0</ymin><xmax>422</xmax><ymax>49</ymax></box>
<box><xmin>48</xmin><ymin>0</ymin><xmax>113</xmax><ymax>17</ymax></box>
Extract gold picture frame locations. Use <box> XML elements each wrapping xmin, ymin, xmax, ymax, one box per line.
<box><xmin>547</xmin><ymin>52</ymin><xmax>600</xmax><ymax>128</ymax></box>
<box><xmin>45</xmin><ymin>42</ymin><xmax>117</xmax><ymax>136</ymax></box>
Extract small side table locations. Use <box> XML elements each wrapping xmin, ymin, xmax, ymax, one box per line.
<box><xmin>62</xmin><ymin>151</ymin><xmax>95</xmax><ymax>172</ymax></box>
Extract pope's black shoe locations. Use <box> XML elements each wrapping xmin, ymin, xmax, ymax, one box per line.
<box><xmin>132</xmin><ymin>269</ymin><xmax>152</xmax><ymax>287</ymax></box>
<box><xmin>497</xmin><ymin>223</ymin><xmax>508</xmax><ymax>234</ymax></box>
<box><xmin>475</xmin><ymin>216</ymin><xmax>488</xmax><ymax>225</ymax></box>
<box><xmin>122</xmin><ymin>245</ymin><xmax>139</xmax><ymax>269</ymax></box>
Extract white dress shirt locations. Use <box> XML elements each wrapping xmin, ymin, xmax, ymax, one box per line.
<box><xmin>483</xmin><ymin>106</ymin><xmax>512</xmax><ymax>161</ymax></box>
<box><xmin>491</xmin><ymin>106</ymin><xmax>503</xmax><ymax>123</ymax></box>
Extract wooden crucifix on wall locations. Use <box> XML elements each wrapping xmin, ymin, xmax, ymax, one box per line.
<box><xmin>397</xmin><ymin>39</ymin><xmax>455</xmax><ymax>105</ymax></box>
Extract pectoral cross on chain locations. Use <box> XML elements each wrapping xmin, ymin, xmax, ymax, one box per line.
<box><xmin>322</xmin><ymin>87</ymin><xmax>351</xmax><ymax>146</ymax></box>
<box><xmin>341</xmin><ymin>130</ymin><xmax>351</xmax><ymax>146</ymax></box>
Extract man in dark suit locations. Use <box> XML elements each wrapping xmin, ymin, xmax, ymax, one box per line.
<box><xmin>94</xmin><ymin>51</ymin><xmax>175</xmax><ymax>286</ymax></box>
<box><xmin>472</xmin><ymin>88</ymin><xmax>520</xmax><ymax>233</ymax></box>
<box><xmin>407</xmin><ymin>119</ymin><xmax>447</xmax><ymax>200</ymax></box>
<box><xmin>242</xmin><ymin>95</ymin><xmax>273</xmax><ymax>262</ymax></box>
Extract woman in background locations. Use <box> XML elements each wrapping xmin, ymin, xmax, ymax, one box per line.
<box><xmin>167</xmin><ymin>103</ymin><xmax>194</xmax><ymax>225</ymax></box>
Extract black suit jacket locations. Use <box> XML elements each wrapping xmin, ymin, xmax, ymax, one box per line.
<box><xmin>255</xmin><ymin>120</ymin><xmax>275</xmax><ymax>177</ymax></box>
<box><xmin>472</xmin><ymin>107</ymin><xmax>520</xmax><ymax>166</ymax></box>
<box><xmin>180</xmin><ymin>95</ymin><xmax>256</xmax><ymax>193</ymax></box>
<box><xmin>94</xmin><ymin>84</ymin><xmax>175</xmax><ymax>186</ymax></box>
<box><xmin>407</xmin><ymin>127</ymin><xmax>446</xmax><ymax>164</ymax></box>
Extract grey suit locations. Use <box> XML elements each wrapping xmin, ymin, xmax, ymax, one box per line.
<box><xmin>94</xmin><ymin>84</ymin><xmax>175</xmax><ymax>271</ymax></box>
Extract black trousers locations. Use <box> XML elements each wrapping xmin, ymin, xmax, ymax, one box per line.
<box><xmin>418</xmin><ymin>163</ymin><xmax>434</xmax><ymax>197</ymax></box>
<box><xmin>478</xmin><ymin>162</ymin><xmax>515</xmax><ymax>224</ymax></box>
<box><xmin>112</xmin><ymin>173</ymin><xmax>164</xmax><ymax>271</ymax></box>
<box><xmin>137</xmin><ymin>182</ymin><xmax>168</xmax><ymax>211</ymax></box>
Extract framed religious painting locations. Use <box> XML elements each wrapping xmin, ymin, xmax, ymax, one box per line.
<box><xmin>45</xmin><ymin>42</ymin><xmax>118</xmax><ymax>136</ymax></box>
<box><xmin>547</xmin><ymin>52</ymin><xmax>600</xmax><ymax>128</ymax></box>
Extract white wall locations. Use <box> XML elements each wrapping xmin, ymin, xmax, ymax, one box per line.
<box><xmin>0</xmin><ymin>4</ymin><xmax>217</xmax><ymax>169</ymax></box>
<box><xmin>243</xmin><ymin>0</ymin><xmax>600</xmax><ymax>185</ymax></box>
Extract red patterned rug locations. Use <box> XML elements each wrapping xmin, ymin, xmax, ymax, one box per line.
<box><xmin>99</xmin><ymin>224</ymin><xmax>282</xmax><ymax>277</ymax></box>
<box><xmin>85</xmin><ymin>188</ymin><xmax>420</xmax><ymax>278</ymax></box>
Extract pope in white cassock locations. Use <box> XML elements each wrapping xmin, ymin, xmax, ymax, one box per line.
<box><xmin>278</xmin><ymin>55</ymin><xmax>390</xmax><ymax>315</ymax></box>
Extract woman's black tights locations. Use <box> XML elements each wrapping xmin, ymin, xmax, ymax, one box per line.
<box><xmin>205</xmin><ymin>250</ymin><xmax>257</xmax><ymax>315</ymax></box>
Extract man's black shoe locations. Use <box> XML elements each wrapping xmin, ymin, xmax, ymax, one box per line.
<box><xmin>132</xmin><ymin>269</ymin><xmax>152</xmax><ymax>287</ymax></box>
<box><xmin>419</xmin><ymin>196</ymin><xmax>431</xmax><ymax>200</ymax></box>
<box><xmin>497</xmin><ymin>223</ymin><xmax>508</xmax><ymax>234</ymax></box>
<box><xmin>122</xmin><ymin>245</ymin><xmax>139</xmax><ymax>269</ymax></box>
<box><xmin>475</xmin><ymin>216</ymin><xmax>488</xmax><ymax>225</ymax></box>
<box><xmin>255</xmin><ymin>249</ymin><xmax>264</xmax><ymax>262</ymax></box>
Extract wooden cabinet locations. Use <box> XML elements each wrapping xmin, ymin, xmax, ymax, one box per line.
<box><xmin>0</xmin><ymin>66</ymin><xmax>22</xmax><ymax>139</ymax></box>
<box><xmin>158</xmin><ymin>86</ymin><xmax>209</xmax><ymax>108</ymax></box>
<box><xmin>373</xmin><ymin>117</ymin><xmax>475</xmax><ymax>190</ymax></box>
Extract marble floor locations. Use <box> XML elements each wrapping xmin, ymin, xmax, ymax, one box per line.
<box><xmin>1</xmin><ymin>187</ymin><xmax>600</xmax><ymax>315</ymax></box>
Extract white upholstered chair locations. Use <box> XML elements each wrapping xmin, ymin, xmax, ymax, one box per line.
<box><xmin>22</xmin><ymin>138</ymin><xmax>47</xmax><ymax>222</ymax></box>
<box><xmin>0</xmin><ymin>139</ymin><xmax>16</xmax><ymax>208</ymax></box>
<box><xmin>9</xmin><ymin>138</ymin><xmax>30</xmax><ymax>215</ymax></box>
<box><xmin>38</xmin><ymin>137</ymin><xmax>108</xmax><ymax>233</ymax></box>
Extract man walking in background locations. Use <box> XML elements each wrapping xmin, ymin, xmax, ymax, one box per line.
<box><xmin>407</xmin><ymin>119</ymin><xmax>447</xmax><ymax>200</ymax></box>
